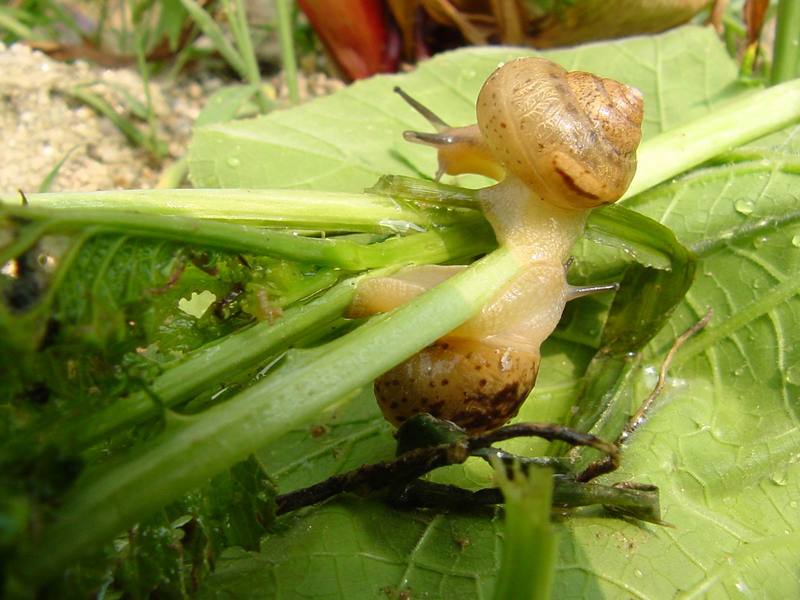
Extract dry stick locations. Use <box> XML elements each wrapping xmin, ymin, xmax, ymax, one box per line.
<box><xmin>274</xmin><ymin>422</ymin><xmax>618</xmax><ymax>515</ymax></box>
<box><xmin>617</xmin><ymin>309</ymin><xmax>714</xmax><ymax>445</ymax></box>
<box><xmin>577</xmin><ymin>308</ymin><xmax>714</xmax><ymax>482</ymax></box>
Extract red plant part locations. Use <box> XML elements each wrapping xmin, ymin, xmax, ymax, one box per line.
<box><xmin>298</xmin><ymin>0</ymin><xmax>400</xmax><ymax>79</ymax></box>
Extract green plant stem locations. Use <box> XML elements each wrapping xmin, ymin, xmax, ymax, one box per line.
<box><xmin>624</xmin><ymin>79</ymin><xmax>800</xmax><ymax>199</ymax></box>
<box><xmin>179</xmin><ymin>0</ymin><xmax>247</xmax><ymax>78</ymax></box>
<box><xmin>0</xmin><ymin>205</ymin><xmax>492</xmax><ymax>269</ymax></box>
<box><xmin>0</xmin><ymin>188</ymin><xmax>480</xmax><ymax>232</ymax></box>
<box><xmin>37</xmin><ymin>146</ymin><xmax>79</xmax><ymax>193</ymax></box>
<box><xmin>772</xmin><ymin>0</ymin><xmax>800</xmax><ymax>85</ymax></box>
<box><xmin>133</xmin><ymin>25</ymin><xmax>165</xmax><ymax>161</ymax></box>
<box><xmin>275</xmin><ymin>0</ymin><xmax>300</xmax><ymax>105</ymax></box>
<box><xmin>224</xmin><ymin>0</ymin><xmax>270</xmax><ymax>112</ymax></box>
<box><xmin>16</xmin><ymin>247</ymin><xmax>522</xmax><ymax>583</ymax></box>
<box><xmin>492</xmin><ymin>463</ymin><xmax>556</xmax><ymax>600</ymax></box>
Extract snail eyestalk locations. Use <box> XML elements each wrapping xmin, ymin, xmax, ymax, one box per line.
<box><xmin>396</xmin><ymin>86</ymin><xmax>504</xmax><ymax>181</ymax></box>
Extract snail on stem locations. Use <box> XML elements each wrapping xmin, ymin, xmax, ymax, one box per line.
<box><xmin>349</xmin><ymin>57</ymin><xmax>644</xmax><ymax>433</ymax></box>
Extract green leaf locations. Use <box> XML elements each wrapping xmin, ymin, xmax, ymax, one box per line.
<box><xmin>190</xmin><ymin>25</ymin><xmax>800</xmax><ymax>598</ymax></box>
<box><xmin>198</xmin><ymin>497</ymin><xmax>501</xmax><ymax>600</ymax></box>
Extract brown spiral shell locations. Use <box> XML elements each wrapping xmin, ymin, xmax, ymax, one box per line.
<box><xmin>476</xmin><ymin>57</ymin><xmax>644</xmax><ymax>209</ymax></box>
<box><xmin>375</xmin><ymin>338</ymin><xmax>539</xmax><ymax>434</ymax></box>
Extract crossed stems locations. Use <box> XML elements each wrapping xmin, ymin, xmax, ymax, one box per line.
<box><xmin>275</xmin><ymin>419</ymin><xmax>664</xmax><ymax>523</ymax></box>
<box><xmin>275</xmin><ymin>311</ymin><xmax>712</xmax><ymax>524</ymax></box>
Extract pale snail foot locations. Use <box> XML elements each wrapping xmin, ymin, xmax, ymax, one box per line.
<box><xmin>348</xmin><ymin>264</ymin><xmax>466</xmax><ymax>317</ymax></box>
<box><xmin>375</xmin><ymin>338</ymin><xmax>539</xmax><ymax>434</ymax></box>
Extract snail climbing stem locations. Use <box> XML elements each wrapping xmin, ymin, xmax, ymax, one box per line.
<box><xmin>352</xmin><ymin>57</ymin><xmax>644</xmax><ymax>433</ymax></box>
<box><xmin>274</xmin><ymin>58</ymin><xmax>709</xmax><ymax>522</ymax></box>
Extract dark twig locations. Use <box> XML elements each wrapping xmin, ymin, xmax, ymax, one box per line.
<box><xmin>390</xmin><ymin>474</ymin><xmax>665</xmax><ymax>524</ymax></box>
<box><xmin>275</xmin><ymin>440</ymin><xmax>470</xmax><ymax>514</ymax></box>
<box><xmin>276</xmin><ymin>421</ymin><xmax>620</xmax><ymax>515</ymax></box>
<box><xmin>470</xmin><ymin>422</ymin><xmax>620</xmax><ymax>461</ymax></box>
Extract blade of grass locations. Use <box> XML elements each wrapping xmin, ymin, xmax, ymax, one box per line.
<box><xmin>0</xmin><ymin>8</ymin><xmax>37</xmax><ymax>40</ymax></box>
<box><xmin>64</xmin><ymin>87</ymin><xmax>166</xmax><ymax>159</ymax></box>
<box><xmin>134</xmin><ymin>25</ymin><xmax>168</xmax><ymax>161</ymax></box>
<box><xmin>224</xmin><ymin>0</ymin><xmax>271</xmax><ymax>112</ymax></box>
<box><xmin>156</xmin><ymin>156</ymin><xmax>189</xmax><ymax>188</ymax></box>
<box><xmin>179</xmin><ymin>0</ymin><xmax>247</xmax><ymax>78</ymax></box>
<box><xmin>37</xmin><ymin>145</ymin><xmax>79</xmax><ymax>193</ymax></box>
<box><xmin>275</xmin><ymin>0</ymin><xmax>300</xmax><ymax>105</ymax></box>
<box><xmin>771</xmin><ymin>0</ymin><xmax>800</xmax><ymax>85</ymax></box>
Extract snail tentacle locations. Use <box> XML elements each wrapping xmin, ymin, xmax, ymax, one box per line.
<box><xmin>396</xmin><ymin>87</ymin><xmax>504</xmax><ymax>181</ymax></box>
<box><xmin>394</xmin><ymin>86</ymin><xmax>450</xmax><ymax>131</ymax></box>
<box><xmin>566</xmin><ymin>282</ymin><xmax>620</xmax><ymax>301</ymax></box>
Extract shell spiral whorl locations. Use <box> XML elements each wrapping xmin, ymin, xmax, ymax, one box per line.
<box><xmin>476</xmin><ymin>57</ymin><xmax>644</xmax><ymax>210</ymax></box>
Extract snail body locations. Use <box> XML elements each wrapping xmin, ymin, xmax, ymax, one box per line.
<box><xmin>353</xmin><ymin>57</ymin><xmax>643</xmax><ymax>433</ymax></box>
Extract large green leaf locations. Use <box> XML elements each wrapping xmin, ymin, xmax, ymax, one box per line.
<box><xmin>191</xmin><ymin>26</ymin><xmax>800</xmax><ymax>599</ymax></box>
<box><xmin>189</xmin><ymin>25</ymin><xmax>743</xmax><ymax>191</ymax></box>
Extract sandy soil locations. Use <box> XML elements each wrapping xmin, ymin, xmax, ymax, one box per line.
<box><xmin>0</xmin><ymin>42</ymin><xmax>343</xmax><ymax>193</ymax></box>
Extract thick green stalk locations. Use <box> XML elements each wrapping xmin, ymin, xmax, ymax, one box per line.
<box><xmin>492</xmin><ymin>464</ymin><xmax>556</xmax><ymax>600</ymax></box>
<box><xmin>0</xmin><ymin>204</ymin><xmax>491</xmax><ymax>269</ymax></box>
<box><xmin>16</xmin><ymin>247</ymin><xmax>521</xmax><ymax>583</ymax></box>
<box><xmin>624</xmin><ymin>79</ymin><xmax>800</xmax><ymax>199</ymax></box>
<box><xmin>275</xmin><ymin>0</ymin><xmax>300</xmax><ymax>105</ymax></box>
<box><xmin>0</xmin><ymin>188</ymin><xmax>478</xmax><ymax>233</ymax></box>
<box><xmin>9</xmin><ymin>79</ymin><xmax>800</xmax><ymax>223</ymax></box>
<box><xmin>772</xmin><ymin>0</ymin><xmax>800</xmax><ymax>85</ymax></box>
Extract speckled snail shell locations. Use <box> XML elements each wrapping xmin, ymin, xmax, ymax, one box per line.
<box><xmin>375</xmin><ymin>339</ymin><xmax>539</xmax><ymax>434</ymax></box>
<box><xmin>477</xmin><ymin>57</ymin><xmax>643</xmax><ymax>210</ymax></box>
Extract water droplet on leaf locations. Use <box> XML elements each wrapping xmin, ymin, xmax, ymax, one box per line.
<box><xmin>227</xmin><ymin>157</ymin><xmax>241</xmax><ymax>167</ymax></box>
<box><xmin>792</xmin><ymin>234</ymin><xmax>800</xmax><ymax>248</ymax></box>
<box><xmin>735</xmin><ymin>581</ymin><xmax>749</xmax><ymax>594</ymax></box>
<box><xmin>771</xmin><ymin>472</ymin><xmax>788</xmax><ymax>486</ymax></box>
<box><xmin>734</xmin><ymin>198</ymin><xmax>754</xmax><ymax>215</ymax></box>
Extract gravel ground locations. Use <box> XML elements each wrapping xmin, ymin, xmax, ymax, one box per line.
<box><xmin>0</xmin><ymin>42</ymin><xmax>344</xmax><ymax>193</ymax></box>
